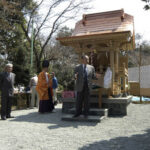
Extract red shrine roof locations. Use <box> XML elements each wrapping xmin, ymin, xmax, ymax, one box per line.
<box><xmin>72</xmin><ymin>9</ymin><xmax>134</xmax><ymax>36</ymax></box>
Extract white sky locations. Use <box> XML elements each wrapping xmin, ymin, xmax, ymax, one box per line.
<box><xmin>37</xmin><ymin>0</ymin><xmax>150</xmax><ymax>41</ymax></box>
<box><xmin>65</xmin><ymin>0</ymin><xmax>150</xmax><ymax>42</ymax></box>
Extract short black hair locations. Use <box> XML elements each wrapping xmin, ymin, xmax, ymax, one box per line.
<box><xmin>42</xmin><ymin>60</ymin><xmax>49</xmax><ymax>68</ymax></box>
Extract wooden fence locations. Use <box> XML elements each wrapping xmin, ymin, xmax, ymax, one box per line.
<box><xmin>129</xmin><ymin>81</ymin><xmax>150</xmax><ymax>97</ymax></box>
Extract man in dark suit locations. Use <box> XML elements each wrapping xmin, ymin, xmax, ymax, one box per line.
<box><xmin>0</xmin><ymin>63</ymin><xmax>15</xmax><ymax>120</ymax></box>
<box><xmin>74</xmin><ymin>55</ymin><xmax>98</xmax><ymax>118</ymax></box>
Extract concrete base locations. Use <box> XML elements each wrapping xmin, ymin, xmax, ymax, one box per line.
<box><xmin>61</xmin><ymin>96</ymin><xmax>132</xmax><ymax>116</ymax></box>
<box><xmin>62</xmin><ymin>98</ymin><xmax>76</xmax><ymax>114</ymax></box>
<box><xmin>69</xmin><ymin>108</ymin><xmax>108</xmax><ymax>117</ymax></box>
<box><xmin>102</xmin><ymin>96</ymin><xmax>132</xmax><ymax>116</ymax></box>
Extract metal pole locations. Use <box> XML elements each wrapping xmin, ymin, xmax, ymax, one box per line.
<box><xmin>30</xmin><ymin>20</ymin><xmax>34</xmax><ymax>74</ymax></box>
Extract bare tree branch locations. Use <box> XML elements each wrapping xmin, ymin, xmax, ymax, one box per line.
<box><xmin>27</xmin><ymin>0</ymin><xmax>44</xmax><ymax>34</ymax></box>
<box><xmin>20</xmin><ymin>0</ymin><xmax>91</xmax><ymax>72</ymax></box>
<box><xmin>40</xmin><ymin>0</ymin><xmax>75</xmax><ymax>59</ymax></box>
<box><xmin>21</xmin><ymin>23</ymin><xmax>31</xmax><ymax>44</ymax></box>
<box><xmin>34</xmin><ymin>0</ymin><xmax>62</xmax><ymax>39</ymax></box>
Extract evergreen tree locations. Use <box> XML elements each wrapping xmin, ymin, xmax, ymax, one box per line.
<box><xmin>0</xmin><ymin>0</ymin><xmax>35</xmax><ymax>86</ymax></box>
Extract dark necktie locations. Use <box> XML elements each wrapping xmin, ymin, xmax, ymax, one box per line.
<box><xmin>84</xmin><ymin>65</ymin><xmax>87</xmax><ymax>82</ymax></box>
<box><xmin>7</xmin><ymin>72</ymin><xmax>11</xmax><ymax>80</ymax></box>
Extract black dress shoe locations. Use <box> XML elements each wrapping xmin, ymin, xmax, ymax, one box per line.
<box><xmin>84</xmin><ymin>115</ymin><xmax>88</xmax><ymax>119</ymax></box>
<box><xmin>6</xmin><ymin>115</ymin><xmax>14</xmax><ymax>118</ymax></box>
<box><xmin>73</xmin><ymin>114</ymin><xmax>80</xmax><ymax>118</ymax></box>
<box><xmin>1</xmin><ymin>116</ymin><xmax>7</xmax><ymax>120</ymax></box>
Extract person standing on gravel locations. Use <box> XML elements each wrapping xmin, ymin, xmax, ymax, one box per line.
<box><xmin>0</xmin><ymin>63</ymin><xmax>15</xmax><ymax>120</ymax></box>
<box><xmin>51</xmin><ymin>72</ymin><xmax>58</xmax><ymax>105</ymax></box>
<box><xmin>73</xmin><ymin>55</ymin><xmax>99</xmax><ymax>118</ymax></box>
<box><xmin>36</xmin><ymin>60</ymin><xmax>54</xmax><ymax>113</ymax></box>
<box><xmin>29</xmin><ymin>74</ymin><xmax>39</xmax><ymax>108</ymax></box>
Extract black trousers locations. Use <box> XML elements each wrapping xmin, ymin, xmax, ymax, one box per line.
<box><xmin>75</xmin><ymin>83</ymin><xmax>90</xmax><ymax>116</ymax></box>
<box><xmin>1</xmin><ymin>95</ymin><xmax>12</xmax><ymax>118</ymax></box>
<box><xmin>26</xmin><ymin>93</ymin><xmax>30</xmax><ymax>108</ymax></box>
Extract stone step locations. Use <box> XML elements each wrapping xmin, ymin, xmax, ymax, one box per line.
<box><xmin>61</xmin><ymin>114</ymin><xmax>106</xmax><ymax>123</ymax></box>
<box><xmin>61</xmin><ymin>97</ymin><xmax>98</xmax><ymax>103</ymax></box>
<box><xmin>61</xmin><ymin>96</ymin><xmax>132</xmax><ymax>103</ymax></box>
<box><xmin>68</xmin><ymin>108</ymin><xmax>108</xmax><ymax>117</ymax></box>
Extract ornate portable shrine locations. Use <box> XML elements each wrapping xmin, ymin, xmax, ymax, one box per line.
<box><xmin>58</xmin><ymin>9</ymin><xmax>135</xmax><ymax>96</ymax></box>
<box><xmin>57</xmin><ymin>9</ymin><xmax>135</xmax><ymax>116</ymax></box>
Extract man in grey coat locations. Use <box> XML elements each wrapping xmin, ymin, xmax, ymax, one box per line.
<box><xmin>73</xmin><ymin>55</ymin><xmax>98</xmax><ymax>118</ymax></box>
<box><xmin>0</xmin><ymin>63</ymin><xmax>15</xmax><ymax>120</ymax></box>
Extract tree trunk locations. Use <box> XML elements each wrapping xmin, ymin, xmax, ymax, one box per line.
<box><xmin>36</xmin><ymin>60</ymin><xmax>41</xmax><ymax>73</ymax></box>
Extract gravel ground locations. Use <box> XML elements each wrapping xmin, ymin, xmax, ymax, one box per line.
<box><xmin>0</xmin><ymin>103</ymin><xmax>150</xmax><ymax>150</ymax></box>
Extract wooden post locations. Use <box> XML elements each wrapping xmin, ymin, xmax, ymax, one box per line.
<box><xmin>126</xmin><ymin>53</ymin><xmax>129</xmax><ymax>94</ymax></box>
<box><xmin>114</xmin><ymin>50</ymin><xmax>119</xmax><ymax>95</ymax></box>
<box><xmin>115</xmin><ymin>51</ymin><xmax>119</xmax><ymax>74</ymax></box>
<box><xmin>123</xmin><ymin>63</ymin><xmax>126</xmax><ymax>94</ymax></box>
<box><xmin>110</xmin><ymin>50</ymin><xmax>115</xmax><ymax>95</ymax></box>
<box><xmin>139</xmin><ymin>45</ymin><xmax>142</xmax><ymax>102</ymax></box>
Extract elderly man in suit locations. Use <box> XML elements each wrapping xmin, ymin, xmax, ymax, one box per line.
<box><xmin>0</xmin><ymin>63</ymin><xmax>15</xmax><ymax>120</ymax></box>
<box><xmin>74</xmin><ymin>55</ymin><xmax>98</xmax><ymax>118</ymax></box>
